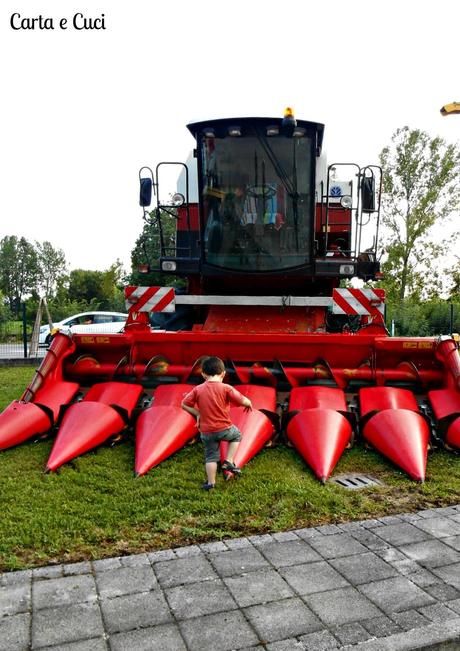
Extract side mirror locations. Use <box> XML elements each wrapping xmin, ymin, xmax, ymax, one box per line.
<box><xmin>361</xmin><ymin>176</ymin><xmax>375</xmax><ymax>213</ymax></box>
<box><xmin>139</xmin><ymin>178</ymin><xmax>153</xmax><ymax>207</ymax></box>
<box><xmin>171</xmin><ymin>193</ymin><xmax>185</xmax><ymax>207</ymax></box>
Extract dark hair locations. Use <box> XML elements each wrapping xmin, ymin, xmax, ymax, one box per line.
<box><xmin>202</xmin><ymin>356</ymin><xmax>225</xmax><ymax>376</ymax></box>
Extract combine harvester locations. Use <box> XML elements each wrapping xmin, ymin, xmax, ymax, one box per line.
<box><xmin>1</xmin><ymin>110</ymin><xmax>459</xmax><ymax>482</ymax></box>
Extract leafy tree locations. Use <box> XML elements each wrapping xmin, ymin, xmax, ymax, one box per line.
<box><xmin>130</xmin><ymin>210</ymin><xmax>179</xmax><ymax>286</ymax></box>
<box><xmin>35</xmin><ymin>241</ymin><xmax>67</xmax><ymax>299</ymax></box>
<box><xmin>68</xmin><ymin>262</ymin><xmax>127</xmax><ymax>311</ymax></box>
<box><xmin>0</xmin><ymin>236</ymin><xmax>39</xmax><ymax>315</ymax></box>
<box><xmin>379</xmin><ymin>127</ymin><xmax>460</xmax><ymax>303</ymax></box>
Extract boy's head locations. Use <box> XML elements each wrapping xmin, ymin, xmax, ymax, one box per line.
<box><xmin>202</xmin><ymin>356</ymin><xmax>225</xmax><ymax>378</ymax></box>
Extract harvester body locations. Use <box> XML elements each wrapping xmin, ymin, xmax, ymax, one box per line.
<box><xmin>1</xmin><ymin>112</ymin><xmax>460</xmax><ymax>481</ymax></box>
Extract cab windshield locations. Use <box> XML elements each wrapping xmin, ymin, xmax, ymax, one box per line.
<box><xmin>201</xmin><ymin>128</ymin><xmax>314</xmax><ymax>271</ymax></box>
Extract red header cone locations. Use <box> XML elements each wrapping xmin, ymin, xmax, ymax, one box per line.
<box><xmin>0</xmin><ymin>401</ymin><xmax>51</xmax><ymax>450</ymax></box>
<box><xmin>287</xmin><ymin>408</ymin><xmax>352</xmax><ymax>482</ymax></box>
<box><xmin>362</xmin><ymin>409</ymin><xmax>429</xmax><ymax>481</ymax></box>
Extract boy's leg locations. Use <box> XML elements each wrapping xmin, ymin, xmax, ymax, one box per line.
<box><xmin>205</xmin><ymin>461</ymin><xmax>218</xmax><ymax>484</ymax></box>
<box><xmin>226</xmin><ymin>440</ymin><xmax>240</xmax><ymax>464</ymax></box>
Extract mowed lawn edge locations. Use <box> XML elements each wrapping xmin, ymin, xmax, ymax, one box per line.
<box><xmin>0</xmin><ymin>366</ymin><xmax>459</xmax><ymax>571</ymax></box>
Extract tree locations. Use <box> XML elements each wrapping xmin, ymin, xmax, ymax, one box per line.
<box><xmin>379</xmin><ymin>127</ymin><xmax>460</xmax><ymax>303</ymax></box>
<box><xmin>130</xmin><ymin>210</ymin><xmax>180</xmax><ymax>286</ymax></box>
<box><xmin>0</xmin><ymin>236</ymin><xmax>39</xmax><ymax>315</ymax></box>
<box><xmin>68</xmin><ymin>261</ymin><xmax>127</xmax><ymax>311</ymax></box>
<box><xmin>35</xmin><ymin>240</ymin><xmax>67</xmax><ymax>299</ymax></box>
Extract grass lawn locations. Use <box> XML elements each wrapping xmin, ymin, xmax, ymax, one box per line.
<box><xmin>1</xmin><ymin>366</ymin><xmax>460</xmax><ymax>571</ymax></box>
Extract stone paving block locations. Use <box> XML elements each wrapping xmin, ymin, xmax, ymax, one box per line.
<box><xmin>316</xmin><ymin>524</ymin><xmax>342</xmax><ymax>535</ymax></box>
<box><xmin>33</xmin><ymin>574</ymin><xmax>97</xmax><ymax>610</ymax></box>
<box><xmin>332</xmin><ymin>621</ymin><xmax>372</xmax><ymax>645</ymax></box>
<box><xmin>62</xmin><ymin>561</ymin><xmax>92</xmax><ymax>576</ymax></box>
<box><xmin>95</xmin><ymin>565</ymin><xmax>157</xmax><ymax>599</ymax></box>
<box><xmin>303</xmin><ymin>586</ymin><xmax>381</xmax><ymax>626</ymax></box>
<box><xmin>443</xmin><ymin>535</ymin><xmax>460</xmax><ymax>552</ymax></box>
<box><xmin>266</xmin><ymin>638</ymin><xmax>305</xmax><ymax>650</ymax></box>
<box><xmin>417</xmin><ymin>602</ymin><xmax>458</xmax><ymax>622</ymax></box>
<box><xmin>330</xmin><ymin>551</ymin><xmax>398</xmax><ymax>585</ymax></box>
<box><xmin>294</xmin><ymin>527</ymin><xmax>321</xmax><ymax>540</ymax></box>
<box><xmin>92</xmin><ymin>557</ymin><xmax>122</xmax><ymax>572</ymax></box>
<box><xmin>360</xmin><ymin>518</ymin><xmax>385</xmax><ymax>528</ymax></box>
<box><xmin>308</xmin><ymin>533</ymin><xmax>367</xmax><ymax>559</ymax></box>
<box><xmin>337</xmin><ymin>521</ymin><xmax>364</xmax><ymax>533</ymax></box>
<box><xmin>399</xmin><ymin>512</ymin><xmax>423</xmax><ymax>522</ymax></box>
<box><xmin>174</xmin><ymin>544</ymin><xmax>202</xmax><ymax>557</ymax></box>
<box><xmin>223</xmin><ymin>537</ymin><xmax>253</xmax><ymax>550</ymax></box>
<box><xmin>259</xmin><ymin>540</ymin><xmax>322</xmax><ymax>568</ymax></box>
<box><xmin>425</xmin><ymin>582</ymin><xmax>460</xmax><ymax>601</ymax></box>
<box><xmin>349</xmin><ymin>528</ymin><xmax>390</xmax><ymax>551</ymax></box>
<box><xmin>418</xmin><ymin>508</ymin><xmax>450</xmax><ymax>518</ymax></box>
<box><xmin>154</xmin><ymin>555</ymin><xmax>218</xmax><ymax>588</ymax></box>
<box><xmin>407</xmin><ymin>568</ymin><xmax>440</xmax><ymax>587</ymax></box>
<box><xmin>362</xmin><ymin>615</ymin><xmax>402</xmax><ymax>638</ymax></box>
<box><xmin>32</xmin><ymin>564</ymin><xmax>64</xmax><ymax>580</ymax></box>
<box><xmin>298</xmin><ymin>629</ymin><xmax>340</xmax><ymax>650</ymax></box>
<box><xmin>119</xmin><ymin>553</ymin><xmax>151</xmax><ymax>567</ymax></box>
<box><xmin>101</xmin><ymin>590</ymin><xmax>172</xmax><ymax>633</ymax></box>
<box><xmin>392</xmin><ymin>559</ymin><xmax>422</xmax><ymax>575</ymax></box>
<box><xmin>39</xmin><ymin>640</ymin><xmax>108</xmax><ymax>651</ymax></box>
<box><xmin>0</xmin><ymin>569</ymin><xmax>32</xmax><ymax>586</ymax></box>
<box><xmin>378</xmin><ymin>515</ymin><xmax>403</xmax><ymax>525</ymax></box>
<box><xmin>390</xmin><ymin>608</ymin><xmax>430</xmax><ymax>631</ymax></box>
<box><xmin>199</xmin><ymin>541</ymin><xmax>228</xmax><ymax>553</ymax></box>
<box><xmin>32</xmin><ymin>602</ymin><xmax>104</xmax><ymax>648</ymax></box>
<box><xmin>0</xmin><ymin>612</ymin><xmax>30</xmax><ymax>651</ymax></box>
<box><xmin>110</xmin><ymin>622</ymin><xmax>187</xmax><ymax>651</ymax></box>
<box><xmin>272</xmin><ymin>531</ymin><xmax>299</xmax><ymax>542</ymax></box>
<box><xmin>376</xmin><ymin>547</ymin><xmax>407</xmax><ymax>563</ymax></box>
<box><xmin>224</xmin><ymin>568</ymin><xmax>293</xmax><ymax>607</ymax></box>
<box><xmin>165</xmin><ymin>578</ymin><xmax>237</xmax><ymax>620</ymax></box>
<box><xmin>432</xmin><ymin>562</ymin><xmax>460</xmax><ymax>589</ymax></box>
<box><xmin>208</xmin><ymin>546</ymin><xmax>269</xmax><ymax>577</ymax></box>
<box><xmin>399</xmin><ymin>539</ymin><xmax>460</xmax><ymax>568</ymax></box>
<box><xmin>446</xmin><ymin>598</ymin><xmax>460</xmax><ymax>615</ymax></box>
<box><xmin>373</xmin><ymin>522</ymin><xmax>432</xmax><ymax>546</ymax></box>
<box><xmin>147</xmin><ymin>549</ymin><xmax>176</xmax><ymax>563</ymax></box>
<box><xmin>244</xmin><ymin>597</ymin><xmax>322</xmax><ymax>641</ymax></box>
<box><xmin>280</xmin><ymin>560</ymin><xmax>349</xmax><ymax>595</ymax></box>
<box><xmin>0</xmin><ymin>582</ymin><xmax>30</xmax><ymax>617</ymax></box>
<box><xmin>179</xmin><ymin>610</ymin><xmax>259</xmax><ymax>651</ymax></box>
<box><xmin>413</xmin><ymin>516</ymin><xmax>460</xmax><ymax>538</ymax></box>
<box><xmin>358</xmin><ymin>576</ymin><xmax>435</xmax><ymax>613</ymax></box>
<box><xmin>247</xmin><ymin>533</ymin><xmax>274</xmax><ymax>546</ymax></box>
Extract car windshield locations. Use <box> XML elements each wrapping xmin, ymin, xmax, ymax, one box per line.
<box><xmin>201</xmin><ymin>127</ymin><xmax>314</xmax><ymax>271</ymax></box>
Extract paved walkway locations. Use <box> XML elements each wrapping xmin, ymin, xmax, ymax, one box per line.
<box><xmin>3</xmin><ymin>507</ymin><xmax>460</xmax><ymax>650</ymax></box>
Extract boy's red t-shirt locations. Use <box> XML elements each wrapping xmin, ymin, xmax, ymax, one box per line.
<box><xmin>182</xmin><ymin>382</ymin><xmax>245</xmax><ymax>433</ymax></box>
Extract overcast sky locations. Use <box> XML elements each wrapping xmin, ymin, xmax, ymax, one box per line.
<box><xmin>1</xmin><ymin>0</ymin><xmax>459</xmax><ymax>273</ymax></box>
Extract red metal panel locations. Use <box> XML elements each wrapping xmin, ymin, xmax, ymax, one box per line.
<box><xmin>287</xmin><ymin>409</ymin><xmax>352</xmax><ymax>482</ymax></box>
<box><xmin>34</xmin><ymin>382</ymin><xmax>80</xmax><ymax>422</ymax></box>
<box><xmin>151</xmin><ymin>383</ymin><xmax>196</xmax><ymax>407</ymax></box>
<box><xmin>46</xmin><ymin>402</ymin><xmax>126</xmax><ymax>471</ymax></box>
<box><xmin>362</xmin><ymin>409</ymin><xmax>429</xmax><ymax>481</ymax></box>
<box><xmin>135</xmin><ymin>406</ymin><xmax>197</xmax><ymax>476</ymax></box>
<box><xmin>428</xmin><ymin>388</ymin><xmax>460</xmax><ymax>421</ymax></box>
<box><xmin>0</xmin><ymin>402</ymin><xmax>51</xmax><ymax>450</ymax></box>
<box><xmin>360</xmin><ymin>387</ymin><xmax>419</xmax><ymax>416</ymax></box>
<box><xmin>289</xmin><ymin>386</ymin><xmax>346</xmax><ymax>412</ymax></box>
<box><xmin>233</xmin><ymin>385</ymin><xmax>277</xmax><ymax>411</ymax></box>
<box><xmin>84</xmin><ymin>382</ymin><xmax>143</xmax><ymax>416</ymax></box>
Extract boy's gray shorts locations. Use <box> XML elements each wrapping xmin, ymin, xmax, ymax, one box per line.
<box><xmin>201</xmin><ymin>425</ymin><xmax>242</xmax><ymax>463</ymax></box>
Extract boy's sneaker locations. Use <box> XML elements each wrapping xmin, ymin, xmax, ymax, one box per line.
<box><xmin>202</xmin><ymin>482</ymin><xmax>215</xmax><ymax>491</ymax></box>
<box><xmin>221</xmin><ymin>460</ymin><xmax>242</xmax><ymax>475</ymax></box>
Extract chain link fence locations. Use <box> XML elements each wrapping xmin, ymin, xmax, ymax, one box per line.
<box><xmin>0</xmin><ymin>304</ymin><xmax>45</xmax><ymax>360</ymax></box>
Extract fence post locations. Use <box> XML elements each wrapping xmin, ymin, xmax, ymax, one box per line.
<box><xmin>22</xmin><ymin>303</ymin><xmax>28</xmax><ymax>358</ymax></box>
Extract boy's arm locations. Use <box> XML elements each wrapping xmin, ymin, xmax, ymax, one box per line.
<box><xmin>181</xmin><ymin>401</ymin><xmax>201</xmax><ymax>427</ymax></box>
<box><xmin>228</xmin><ymin>386</ymin><xmax>252</xmax><ymax>411</ymax></box>
<box><xmin>240</xmin><ymin>396</ymin><xmax>252</xmax><ymax>411</ymax></box>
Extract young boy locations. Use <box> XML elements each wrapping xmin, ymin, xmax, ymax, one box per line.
<box><xmin>181</xmin><ymin>356</ymin><xmax>252</xmax><ymax>490</ymax></box>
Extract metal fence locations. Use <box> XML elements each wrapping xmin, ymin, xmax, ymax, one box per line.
<box><xmin>0</xmin><ymin>305</ymin><xmax>45</xmax><ymax>360</ymax></box>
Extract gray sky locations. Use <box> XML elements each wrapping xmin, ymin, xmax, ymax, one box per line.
<box><xmin>1</xmin><ymin>0</ymin><xmax>459</xmax><ymax>272</ymax></box>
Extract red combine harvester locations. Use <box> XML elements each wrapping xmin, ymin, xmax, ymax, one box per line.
<box><xmin>1</xmin><ymin>110</ymin><xmax>460</xmax><ymax>482</ymax></box>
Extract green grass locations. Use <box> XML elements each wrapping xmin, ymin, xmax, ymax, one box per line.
<box><xmin>1</xmin><ymin>366</ymin><xmax>460</xmax><ymax>570</ymax></box>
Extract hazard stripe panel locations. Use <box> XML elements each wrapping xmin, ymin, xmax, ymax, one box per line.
<box><xmin>125</xmin><ymin>286</ymin><xmax>175</xmax><ymax>313</ymax></box>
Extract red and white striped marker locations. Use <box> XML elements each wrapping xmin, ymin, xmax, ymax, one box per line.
<box><xmin>125</xmin><ymin>286</ymin><xmax>175</xmax><ymax>313</ymax></box>
<box><xmin>332</xmin><ymin>288</ymin><xmax>385</xmax><ymax>322</ymax></box>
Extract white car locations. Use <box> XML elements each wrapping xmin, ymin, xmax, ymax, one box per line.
<box><xmin>39</xmin><ymin>311</ymin><xmax>128</xmax><ymax>346</ymax></box>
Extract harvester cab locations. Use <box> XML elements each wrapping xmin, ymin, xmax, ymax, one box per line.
<box><xmin>139</xmin><ymin>110</ymin><xmax>382</xmax><ymax>305</ymax></box>
<box><xmin>2</xmin><ymin>110</ymin><xmax>460</xmax><ymax>484</ymax></box>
